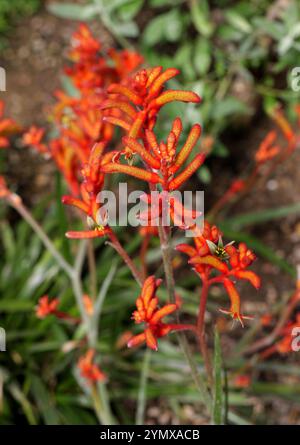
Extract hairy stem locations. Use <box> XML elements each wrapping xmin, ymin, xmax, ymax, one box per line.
<box><xmin>140</xmin><ymin>234</ymin><xmax>150</xmax><ymax>281</ymax></box>
<box><xmin>157</xmin><ymin>220</ymin><xmax>212</xmax><ymax>411</ymax></box>
<box><xmin>158</xmin><ymin>224</ymin><xmax>176</xmax><ymax>303</ymax></box>
<box><xmin>108</xmin><ymin>230</ymin><xmax>143</xmax><ymax>286</ymax></box>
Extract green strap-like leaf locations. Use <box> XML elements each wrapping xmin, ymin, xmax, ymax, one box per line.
<box><xmin>224</xmin><ymin>202</ymin><xmax>300</xmax><ymax>230</ymax></box>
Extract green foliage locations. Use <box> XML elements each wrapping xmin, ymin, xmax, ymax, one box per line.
<box><xmin>0</xmin><ymin>0</ymin><xmax>40</xmax><ymax>35</ymax></box>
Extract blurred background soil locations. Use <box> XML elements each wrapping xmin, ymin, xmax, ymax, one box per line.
<box><xmin>0</xmin><ymin>5</ymin><xmax>112</xmax><ymax>203</ymax></box>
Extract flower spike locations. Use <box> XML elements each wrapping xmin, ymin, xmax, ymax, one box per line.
<box><xmin>178</xmin><ymin>221</ymin><xmax>260</xmax><ymax>324</ymax></box>
<box><xmin>127</xmin><ymin>276</ymin><xmax>177</xmax><ymax>351</ymax></box>
<box><xmin>220</xmin><ymin>278</ymin><xmax>253</xmax><ymax>327</ymax></box>
<box><xmin>103</xmin><ymin>66</ymin><xmax>201</xmax><ymax>137</ymax></box>
<box><xmin>77</xmin><ymin>349</ymin><xmax>107</xmax><ymax>385</ymax></box>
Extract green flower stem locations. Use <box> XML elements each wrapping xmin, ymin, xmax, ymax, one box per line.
<box><xmin>157</xmin><ymin>221</ymin><xmax>212</xmax><ymax>413</ymax></box>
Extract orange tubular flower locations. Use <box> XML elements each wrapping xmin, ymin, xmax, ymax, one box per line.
<box><xmin>83</xmin><ymin>295</ymin><xmax>94</xmax><ymax>316</ymax></box>
<box><xmin>0</xmin><ymin>176</ymin><xmax>11</xmax><ymax>199</ymax></box>
<box><xmin>272</xmin><ymin>107</ymin><xmax>296</xmax><ymax>147</ymax></box>
<box><xmin>77</xmin><ymin>349</ymin><xmax>107</xmax><ymax>385</ymax></box>
<box><xmin>23</xmin><ymin>126</ymin><xmax>48</xmax><ymax>155</ymax></box>
<box><xmin>35</xmin><ymin>295</ymin><xmax>60</xmax><ymax>319</ymax></box>
<box><xmin>127</xmin><ymin>276</ymin><xmax>178</xmax><ymax>351</ymax></box>
<box><xmin>0</xmin><ymin>100</ymin><xmax>20</xmax><ymax>148</ymax></box>
<box><xmin>277</xmin><ymin>313</ymin><xmax>300</xmax><ymax>353</ymax></box>
<box><xmin>225</xmin><ymin>242</ymin><xmax>261</xmax><ymax>289</ymax></box>
<box><xmin>255</xmin><ymin>130</ymin><xmax>280</xmax><ymax>164</ymax></box>
<box><xmin>101</xmin><ymin>117</ymin><xmax>205</xmax><ymax>192</ymax></box>
<box><xmin>233</xmin><ymin>374</ymin><xmax>251</xmax><ymax>389</ymax></box>
<box><xmin>176</xmin><ymin>221</ymin><xmax>221</xmax><ymax>272</ymax></box>
<box><xmin>177</xmin><ymin>221</ymin><xmax>260</xmax><ymax>326</ymax></box>
<box><xmin>35</xmin><ymin>295</ymin><xmax>80</xmax><ymax>323</ymax></box>
<box><xmin>62</xmin><ymin>141</ymin><xmax>113</xmax><ymax>239</ymax></box>
<box><xmin>102</xmin><ymin>66</ymin><xmax>201</xmax><ymax>155</ymax></box>
<box><xmin>260</xmin><ymin>313</ymin><xmax>300</xmax><ymax>358</ymax></box>
<box><xmin>219</xmin><ymin>278</ymin><xmax>253</xmax><ymax>327</ymax></box>
<box><xmin>69</xmin><ymin>24</ymin><xmax>101</xmax><ymax>62</ymax></box>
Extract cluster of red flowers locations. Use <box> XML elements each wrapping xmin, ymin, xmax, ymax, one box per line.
<box><xmin>255</xmin><ymin>107</ymin><xmax>298</xmax><ymax>165</ymax></box>
<box><xmin>177</xmin><ymin>221</ymin><xmax>260</xmax><ymax>326</ymax></box>
<box><xmin>103</xmin><ymin>67</ymin><xmax>200</xmax><ymax>142</ymax></box>
<box><xmin>0</xmin><ymin>100</ymin><xmax>20</xmax><ymax>148</ymax></box>
<box><xmin>35</xmin><ymin>295</ymin><xmax>83</xmax><ymax>323</ymax></box>
<box><xmin>273</xmin><ymin>313</ymin><xmax>300</xmax><ymax>355</ymax></box>
<box><xmin>35</xmin><ymin>295</ymin><xmax>60</xmax><ymax>319</ymax></box>
<box><xmin>100</xmin><ymin>68</ymin><xmax>203</xmax><ymax>192</ymax></box>
<box><xmin>257</xmin><ymin>282</ymin><xmax>300</xmax><ymax>358</ymax></box>
<box><xmin>77</xmin><ymin>349</ymin><xmax>106</xmax><ymax>384</ymax></box>
<box><xmin>211</xmin><ymin>106</ymin><xmax>300</xmax><ymax>215</ymax></box>
<box><xmin>23</xmin><ymin>24</ymin><xmax>142</xmax><ymax>195</ymax></box>
<box><xmin>127</xmin><ymin>276</ymin><xmax>177</xmax><ymax>351</ymax></box>
<box><xmin>255</xmin><ymin>130</ymin><xmax>280</xmax><ymax>164</ymax></box>
<box><xmin>0</xmin><ymin>101</ymin><xmax>21</xmax><ymax>201</ymax></box>
<box><xmin>57</xmin><ymin>47</ymin><xmax>205</xmax><ymax>239</ymax></box>
<box><xmin>43</xmin><ymin>28</ymin><xmax>260</xmax><ymax>345</ymax></box>
<box><xmin>128</xmin><ymin>275</ymin><xmax>194</xmax><ymax>350</ymax></box>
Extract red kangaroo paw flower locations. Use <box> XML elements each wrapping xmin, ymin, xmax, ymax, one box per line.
<box><xmin>145</xmin><ymin>328</ymin><xmax>158</xmax><ymax>351</ymax></box>
<box><xmin>145</xmin><ymin>66</ymin><xmax>163</xmax><ymax>87</ymax></box>
<box><xmin>168</xmin><ymin>153</ymin><xmax>205</xmax><ymax>190</ymax></box>
<box><xmin>128</xmin><ymin>111</ymin><xmax>147</xmax><ymax>139</ymax></box>
<box><xmin>102</xmin><ymin>116</ymin><xmax>131</xmax><ymax>131</ymax></box>
<box><xmin>171</xmin><ymin>117</ymin><xmax>183</xmax><ymax>139</ymax></box>
<box><xmin>107</xmin><ymin>84</ymin><xmax>143</xmax><ymax>106</ymax></box>
<box><xmin>127</xmin><ymin>332</ymin><xmax>146</xmax><ymax>348</ymax></box>
<box><xmin>145</xmin><ymin>129</ymin><xmax>161</xmax><ymax>158</ymax></box>
<box><xmin>150</xmin><ymin>90</ymin><xmax>201</xmax><ymax>109</ymax></box>
<box><xmin>189</xmin><ymin>255</ymin><xmax>228</xmax><ymax>273</ymax></box>
<box><xmin>148</xmin><ymin>68</ymin><xmax>180</xmax><ymax>98</ymax></box>
<box><xmin>122</xmin><ymin>136</ymin><xmax>161</xmax><ymax>169</ymax></box>
<box><xmin>100</xmin><ymin>100</ymin><xmax>137</xmax><ymax>119</ymax></box>
<box><xmin>66</xmin><ymin>229</ymin><xmax>109</xmax><ymax>239</ymax></box>
<box><xmin>77</xmin><ymin>349</ymin><xmax>107</xmax><ymax>384</ymax></box>
<box><xmin>127</xmin><ymin>276</ymin><xmax>178</xmax><ymax>351</ymax></box>
<box><xmin>170</xmin><ymin>124</ymin><xmax>202</xmax><ymax>174</ymax></box>
<box><xmin>62</xmin><ymin>196</ymin><xmax>90</xmax><ymax>214</ymax></box>
<box><xmin>36</xmin><ymin>295</ymin><xmax>60</xmax><ymax>319</ymax></box>
<box><xmin>101</xmin><ymin>162</ymin><xmax>163</xmax><ymax>184</ymax></box>
<box><xmin>255</xmin><ymin>130</ymin><xmax>280</xmax><ymax>164</ymax></box>
<box><xmin>175</xmin><ymin>243</ymin><xmax>198</xmax><ymax>258</ymax></box>
<box><xmin>221</xmin><ymin>278</ymin><xmax>253</xmax><ymax>327</ymax></box>
<box><xmin>150</xmin><ymin>304</ymin><xmax>177</xmax><ymax>324</ymax></box>
<box><xmin>234</xmin><ymin>270</ymin><xmax>261</xmax><ymax>289</ymax></box>
<box><xmin>272</xmin><ymin>107</ymin><xmax>296</xmax><ymax>144</ymax></box>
